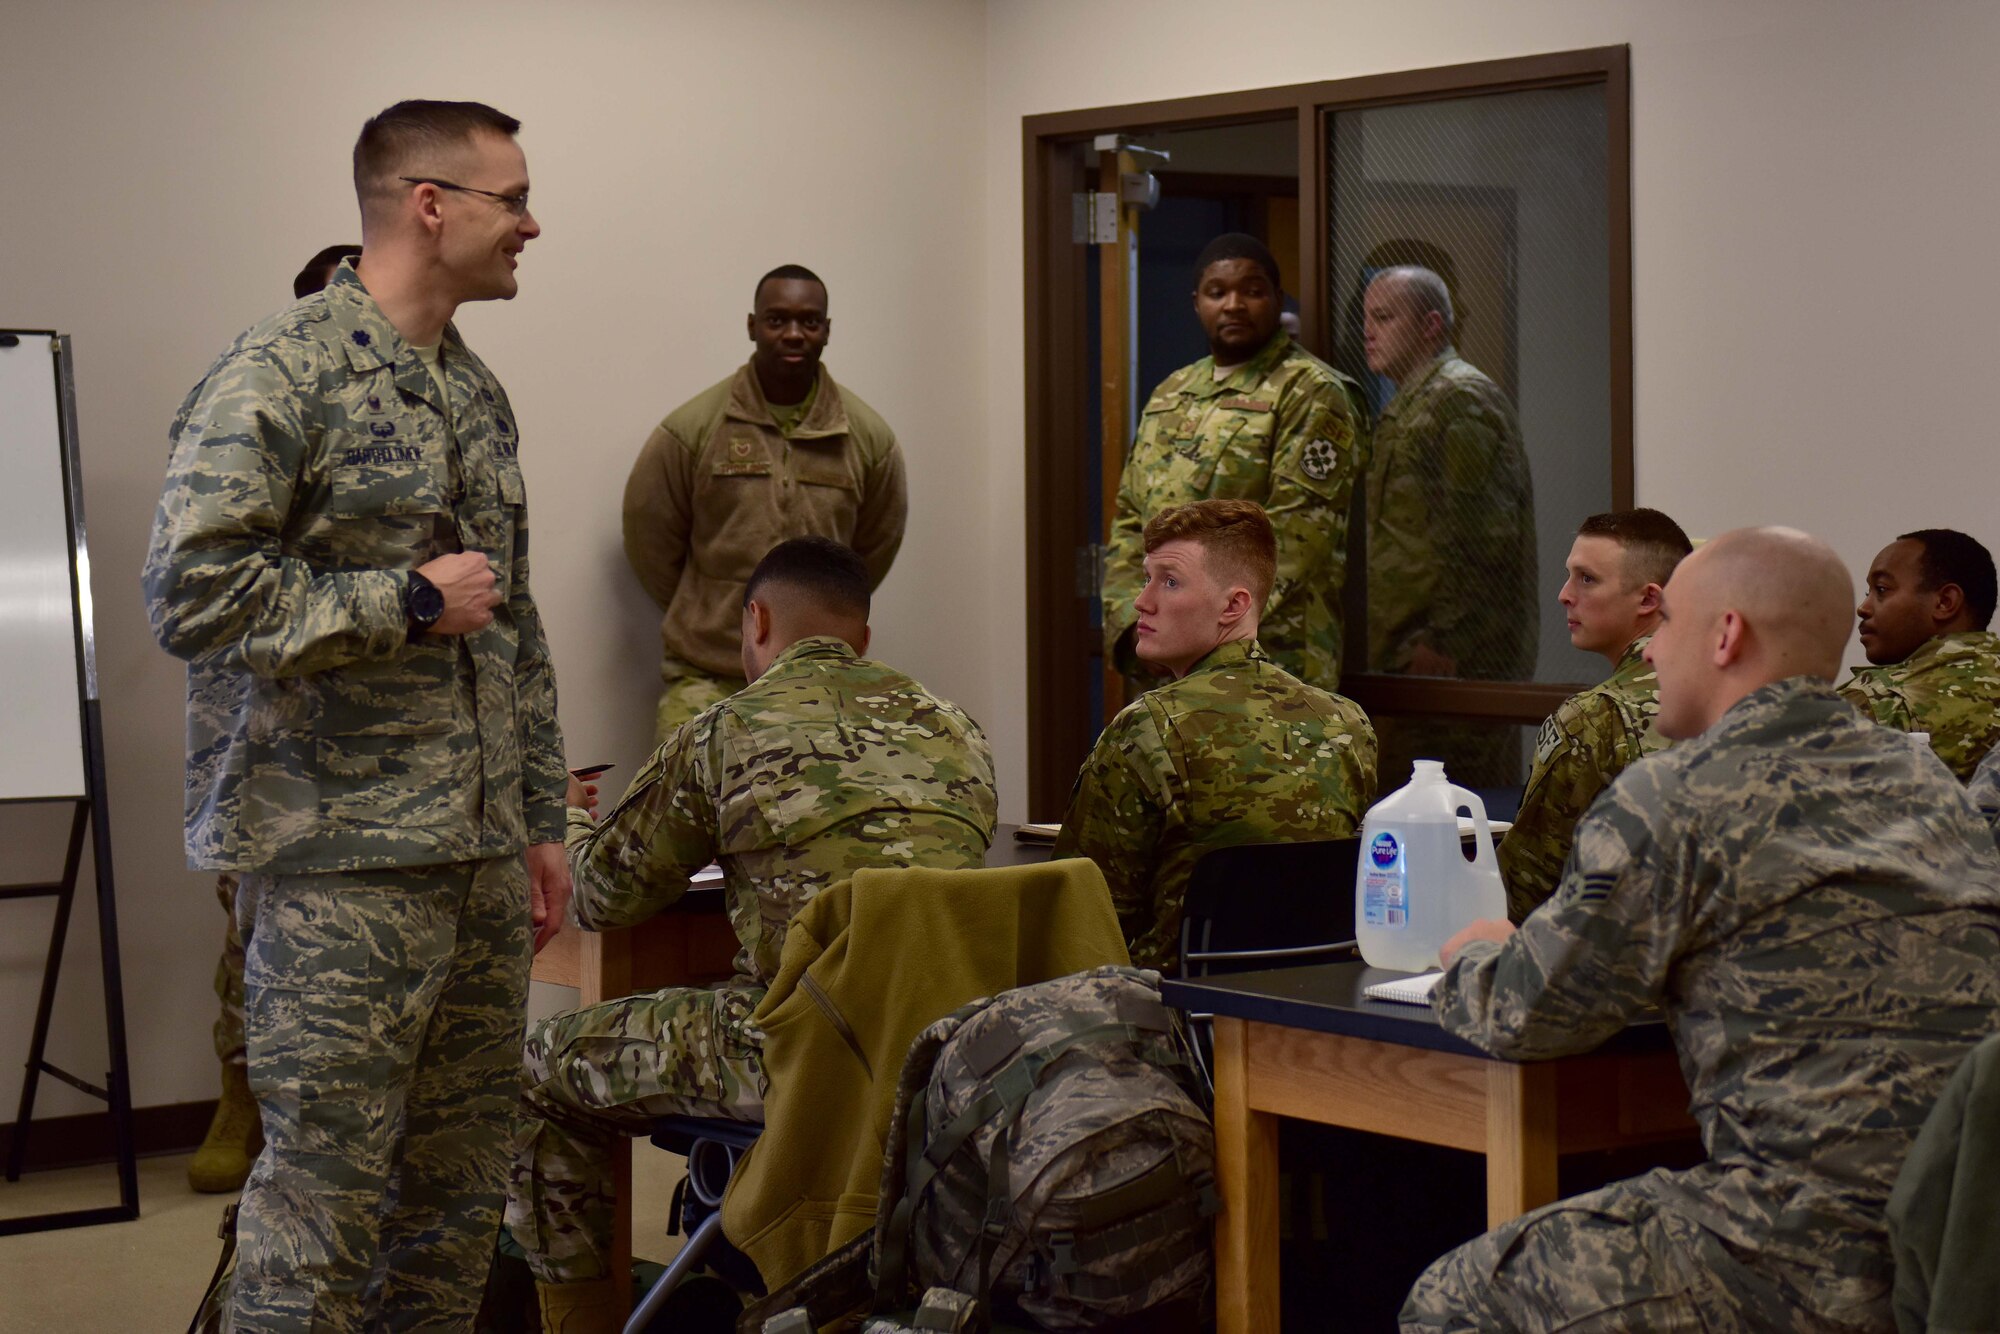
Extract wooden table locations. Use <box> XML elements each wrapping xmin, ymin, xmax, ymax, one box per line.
<box><xmin>1160</xmin><ymin>962</ymin><xmax>1696</xmax><ymax>1334</ymax></box>
<box><xmin>527</xmin><ymin>825</ymin><xmax>1057</xmax><ymax>1301</ymax></box>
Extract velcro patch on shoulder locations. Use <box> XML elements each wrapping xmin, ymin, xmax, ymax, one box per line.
<box><xmin>1300</xmin><ymin>438</ymin><xmax>1341</xmax><ymax>481</ymax></box>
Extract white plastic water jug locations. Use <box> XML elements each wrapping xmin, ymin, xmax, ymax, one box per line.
<box><xmin>1354</xmin><ymin>760</ymin><xmax>1507</xmax><ymax>972</ymax></box>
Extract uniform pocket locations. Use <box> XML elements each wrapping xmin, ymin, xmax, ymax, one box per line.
<box><xmin>315</xmin><ymin>726</ymin><xmax>459</xmax><ymax>828</ymax></box>
<box><xmin>328</xmin><ymin>455</ymin><xmax>449</xmax><ymax>517</ymax></box>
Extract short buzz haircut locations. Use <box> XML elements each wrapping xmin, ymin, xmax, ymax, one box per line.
<box><xmin>293</xmin><ymin>244</ymin><xmax>362</xmax><ymax>299</ymax></box>
<box><xmin>1374</xmin><ymin>265</ymin><xmax>1454</xmax><ymax>330</ymax></box>
<box><xmin>1194</xmin><ymin>233</ymin><xmax>1281</xmax><ymax>293</ymax></box>
<box><xmin>1899</xmin><ymin>528</ymin><xmax>1998</xmax><ymax>629</ymax></box>
<box><xmin>743</xmin><ymin>536</ymin><xmax>870</xmax><ymax>616</ymax></box>
<box><xmin>1576</xmin><ymin>508</ymin><xmax>1694</xmax><ymax>591</ymax></box>
<box><xmin>1143</xmin><ymin>499</ymin><xmax>1278</xmax><ymax>607</ymax></box>
<box><xmin>352</xmin><ymin>100</ymin><xmax>521</xmax><ymax>212</ymax></box>
<box><xmin>754</xmin><ymin>264</ymin><xmax>826</xmax><ymax>308</ymax></box>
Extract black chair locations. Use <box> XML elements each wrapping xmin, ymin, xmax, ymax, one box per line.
<box><xmin>1176</xmin><ymin>839</ymin><xmax>1362</xmax><ymax>1088</ymax></box>
<box><xmin>623</xmin><ymin>1116</ymin><xmax>764</xmax><ymax>1334</ymax></box>
<box><xmin>1178</xmin><ymin>838</ymin><xmax>1361</xmax><ymax>978</ymax></box>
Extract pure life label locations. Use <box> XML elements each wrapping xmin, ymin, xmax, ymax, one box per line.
<box><xmin>1363</xmin><ymin>831</ymin><xmax>1408</xmax><ymax>928</ymax></box>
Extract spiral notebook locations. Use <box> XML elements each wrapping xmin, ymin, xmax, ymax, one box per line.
<box><xmin>1362</xmin><ymin>971</ymin><xmax>1444</xmax><ymax>1005</ymax></box>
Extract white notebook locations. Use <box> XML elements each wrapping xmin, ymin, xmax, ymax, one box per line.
<box><xmin>1363</xmin><ymin>971</ymin><xmax>1444</xmax><ymax>1005</ymax></box>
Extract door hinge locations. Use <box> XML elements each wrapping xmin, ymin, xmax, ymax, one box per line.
<box><xmin>1071</xmin><ymin>192</ymin><xmax>1120</xmax><ymax>245</ymax></box>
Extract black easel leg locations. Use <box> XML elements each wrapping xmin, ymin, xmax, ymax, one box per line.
<box><xmin>5</xmin><ymin>801</ymin><xmax>89</xmax><ymax>1183</ymax></box>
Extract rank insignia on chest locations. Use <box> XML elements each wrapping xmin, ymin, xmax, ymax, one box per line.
<box><xmin>730</xmin><ymin>437</ymin><xmax>755</xmax><ymax>460</ymax></box>
<box><xmin>350</xmin><ymin>330</ymin><xmax>371</xmax><ymax>348</ymax></box>
<box><xmin>1300</xmin><ymin>438</ymin><xmax>1339</xmax><ymax>481</ymax></box>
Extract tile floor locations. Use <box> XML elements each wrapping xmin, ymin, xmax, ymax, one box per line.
<box><xmin>0</xmin><ymin>1145</ymin><xmax>689</xmax><ymax>1331</ymax></box>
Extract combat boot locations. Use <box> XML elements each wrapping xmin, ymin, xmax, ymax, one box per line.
<box><xmin>535</xmin><ymin>1279</ymin><xmax>623</xmax><ymax>1334</ymax></box>
<box><xmin>187</xmin><ymin>1062</ymin><xmax>262</xmax><ymax>1193</ymax></box>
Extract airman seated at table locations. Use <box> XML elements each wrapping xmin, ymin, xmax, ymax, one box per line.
<box><xmin>1496</xmin><ymin>508</ymin><xmax>1691</xmax><ymax>920</ymax></box>
<box><xmin>1401</xmin><ymin>526</ymin><xmax>2000</xmax><ymax>1334</ymax></box>
<box><xmin>506</xmin><ymin>536</ymin><xmax>997</xmax><ymax>1334</ymax></box>
<box><xmin>1056</xmin><ymin>499</ymin><xmax>1376</xmax><ymax>972</ymax></box>
<box><xmin>1840</xmin><ymin>527</ymin><xmax>2000</xmax><ymax>779</ymax></box>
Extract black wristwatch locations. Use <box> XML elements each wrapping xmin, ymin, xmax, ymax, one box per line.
<box><xmin>405</xmin><ymin>570</ymin><xmax>446</xmax><ymax>635</ymax></box>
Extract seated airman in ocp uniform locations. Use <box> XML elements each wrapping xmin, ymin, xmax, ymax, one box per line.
<box><xmin>1059</xmin><ymin>499</ymin><xmax>1376</xmax><ymax>972</ymax></box>
<box><xmin>1840</xmin><ymin>527</ymin><xmax>2000</xmax><ymax>779</ymax></box>
<box><xmin>508</xmin><ymin>537</ymin><xmax>997</xmax><ymax>1334</ymax></box>
<box><xmin>1496</xmin><ymin>508</ymin><xmax>1691</xmax><ymax>920</ymax></box>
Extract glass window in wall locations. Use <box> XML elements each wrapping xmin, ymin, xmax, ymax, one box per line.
<box><xmin>1328</xmin><ymin>84</ymin><xmax>1612</xmax><ymax>790</ymax></box>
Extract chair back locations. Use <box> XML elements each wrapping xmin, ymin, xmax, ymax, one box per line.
<box><xmin>1178</xmin><ymin>838</ymin><xmax>1361</xmax><ymax>978</ymax></box>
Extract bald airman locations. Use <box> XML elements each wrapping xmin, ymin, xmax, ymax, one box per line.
<box><xmin>1402</xmin><ymin>528</ymin><xmax>2000</xmax><ymax>1333</ymax></box>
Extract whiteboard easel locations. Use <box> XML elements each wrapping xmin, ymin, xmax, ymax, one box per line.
<box><xmin>0</xmin><ymin>331</ymin><xmax>136</xmax><ymax>1235</ymax></box>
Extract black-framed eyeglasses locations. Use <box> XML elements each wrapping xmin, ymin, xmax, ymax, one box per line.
<box><xmin>399</xmin><ymin>176</ymin><xmax>531</xmax><ymax>216</ymax></box>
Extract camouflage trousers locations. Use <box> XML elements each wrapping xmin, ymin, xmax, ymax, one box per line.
<box><xmin>1398</xmin><ymin>1178</ymin><xmax>1859</xmax><ymax>1333</ymax></box>
<box><xmin>226</xmin><ymin>857</ymin><xmax>531</xmax><ymax>1333</ymax></box>
<box><xmin>656</xmin><ymin>656</ymin><xmax>741</xmax><ymax>746</ymax></box>
<box><xmin>214</xmin><ymin>872</ymin><xmax>245</xmax><ymax>1068</ymax></box>
<box><xmin>506</xmin><ymin>981</ymin><xmax>767</xmax><ymax>1284</ymax></box>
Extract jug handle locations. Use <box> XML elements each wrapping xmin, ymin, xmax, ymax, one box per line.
<box><xmin>1448</xmin><ymin>784</ymin><xmax>1499</xmax><ymax>867</ymax></box>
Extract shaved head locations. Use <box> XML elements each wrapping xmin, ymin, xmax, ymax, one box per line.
<box><xmin>1647</xmin><ymin>527</ymin><xmax>1854</xmax><ymax>738</ymax></box>
<box><xmin>1690</xmin><ymin>528</ymin><xmax>1854</xmax><ymax>676</ymax></box>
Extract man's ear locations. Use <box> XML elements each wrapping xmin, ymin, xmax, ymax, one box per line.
<box><xmin>854</xmin><ymin>623</ymin><xmax>871</xmax><ymax>657</ymax></box>
<box><xmin>1218</xmin><ymin>585</ymin><xmax>1256</xmax><ymax>628</ymax></box>
<box><xmin>1933</xmin><ymin>581</ymin><xmax>1967</xmax><ymax>625</ymax></box>
<box><xmin>746</xmin><ymin>598</ymin><xmax>771</xmax><ymax>646</ymax></box>
<box><xmin>1423</xmin><ymin>310</ymin><xmax>1447</xmax><ymax>344</ymax></box>
<box><xmin>1713</xmin><ymin>609</ymin><xmax>1747</xmax><ymax>668</ymax></box>
<box><xmin>746</xmin><ymin>311</ymin><xmax>756</xmax><ymax>344</ymax></box>
<box><xmin>1635</xmin><ymin>582</ymin><xmax>1664</xmax><ymax>615</ymax></box>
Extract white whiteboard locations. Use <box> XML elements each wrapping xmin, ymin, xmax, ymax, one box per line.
<box><xmin>0</xmin><ymin>334</ymin><xmax>87</xmax><ymax>800</ymax></box>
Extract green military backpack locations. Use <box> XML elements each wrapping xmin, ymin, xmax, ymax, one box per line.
<box><xmin>744</xmin><ymin>967</ymin><xmax>1218</xmax><ymax>1333</ymax></box>
<box><xmin>869</xmin><ymin>965</ymin><xmax>1218</xmax><ymax>1331</ymax></box>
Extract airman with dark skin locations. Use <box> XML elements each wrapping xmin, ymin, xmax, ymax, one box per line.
<box><xmin>748</xmin><ymin>275</ymin><xmax>831</xmax><ymax>410</ymax></box>
<box><xmin>1100</xmin><ymin>232</ymin><xmax>1366</xmax><ymax>692</ymax></box>
<box><xmin>623</xmin><ymin>264</ymin><xmax>909</xmax><ymax>741</ymax></box>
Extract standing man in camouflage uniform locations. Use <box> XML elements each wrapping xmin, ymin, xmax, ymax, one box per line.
<box><xmin>190</xmin><ymin>241</ymin><xmax>366</xmax><ymax>1198</ymax></box>
<box><xmin>623</xmin><ymin>265</ymin><xmax>908</xmax><ymax>742</ymax></box>
<box><xmin>143</xmin><ymin>101</ymin><xmax>569</xmax><ymax>1331</ymax></box>
<box><xmin>1496</xmin><ymin>509</ymin><xmax>1691</xmax><ymax>919</ymax></box>
<box><xmin>1362</xmin><ymin>265</ymin><xmax>1537</xmax><ymax>787</ymax></box>
<box><xmin>1840</xmin><ymin>528</ymin><xmax>2000</xmax><ymax>779</ymax></box>
<box><xmin>1060</xmin><ymin>500</ymin><xmax>1375</xmax><ymax>971</ymax></box>
<box><xmin>1401</xmin><ymin>527</ymin><xmax>2000</xmax><ymax>1333</ymax></box>
<box><xmin>1103</xmin><ymin>234</ymin><xmax>1365</xmax><ymax>692</ymax></box>
<box><xmin>509</xmin><ymin>537</ymin><xmax>997</xmax><ymax>1332</ymax></box>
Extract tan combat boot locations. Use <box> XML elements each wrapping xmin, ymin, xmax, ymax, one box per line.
<box><xmin>536</xmin><ymin>1278</ymin><xmax>624</xmax><ymax>1334</ymax></box>
<box><xmin>187</xmin><ymin>1063</ymin><xmax>262</xmax><ymax>1193</ymax></box>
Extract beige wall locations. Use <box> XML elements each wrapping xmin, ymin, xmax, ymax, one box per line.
<box><xmin>5</xmin><ymin>0</ymin><xmax>2000</xmax><ymax>1117</ymax></box>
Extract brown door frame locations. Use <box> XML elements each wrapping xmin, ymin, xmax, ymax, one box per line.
<box><xmin>1022</xmin><ymin>46</ymin><xmax>1632</xmax><ymax>817</ymax></box>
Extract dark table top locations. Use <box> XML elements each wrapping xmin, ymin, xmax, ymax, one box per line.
<box><xmin>986</xmin><ymin>822</ymin><xmax>1059</xmax><ymax>869</ymax></box>
<box><xmin>1160</xmin><ymin>960</ymin><xmax>1672</xmax><ymax>1061</ymax></box>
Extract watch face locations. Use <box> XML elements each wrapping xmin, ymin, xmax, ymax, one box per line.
<box><xmin>411</xmin><ymin>582</ymin><xmax>446</xmax><ymax>625</ymax></box>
